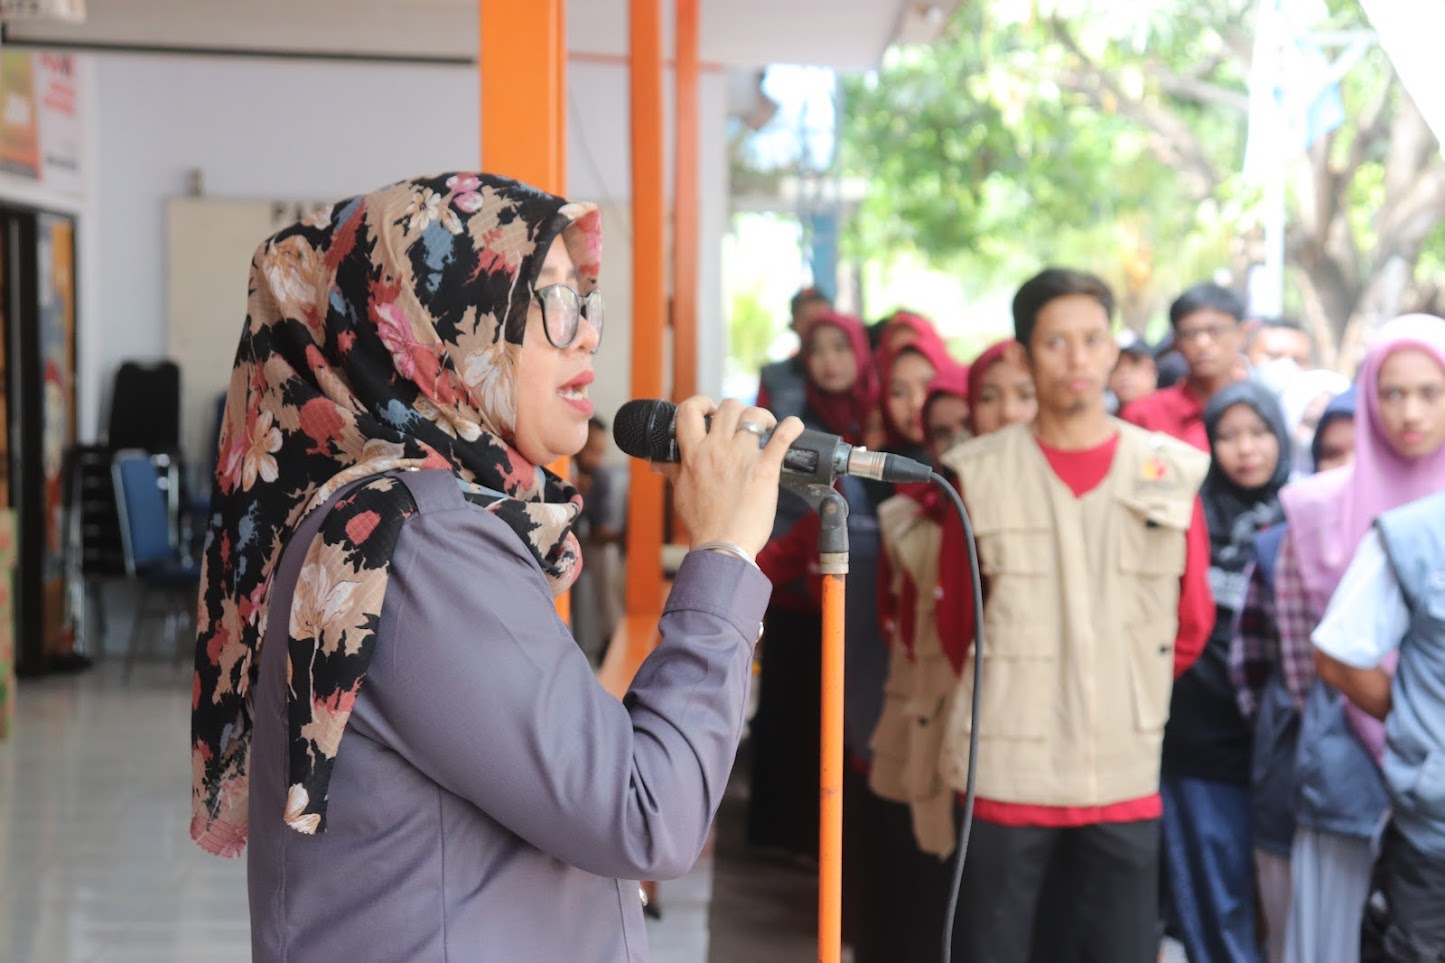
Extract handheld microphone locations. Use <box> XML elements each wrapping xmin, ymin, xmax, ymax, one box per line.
<box><xmin>612</xmin><ymin>399</ymin><xmax>933</xmax><ymax>487</ymax></box>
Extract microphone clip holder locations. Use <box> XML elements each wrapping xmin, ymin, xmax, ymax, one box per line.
<box><xmin>786</xmin><ymin>482</ymin><xmax>851</xmax><ymax>573</ymax></box>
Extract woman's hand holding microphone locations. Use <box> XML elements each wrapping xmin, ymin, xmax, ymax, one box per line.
<box><xmin>664</xmin><ymin>396</ymin><xmax>804</xmax><ymax>563</ymax></box>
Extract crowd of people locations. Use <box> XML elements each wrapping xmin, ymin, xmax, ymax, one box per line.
<box><xmin>186</xmin><ymin>168</ymin><xmax>1441</xmax><ymax>961</ymax></box>
<box><xmin>747</xmin><ymin>275</ymin><xmax>1445</xmax><ymax>963</ymax></box>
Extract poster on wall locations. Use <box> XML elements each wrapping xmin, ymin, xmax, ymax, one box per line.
<box><xmin>35</xmin><ymin>212</ymin><xmax>75</xmax><ymax>657</ymax></box>
<box><xmin>35</xmin><ymin>54</ymin><xmax>81</xmax><ymax>195</ymax></box>
<box><xmin>0</xmin><ymin>52</ymin><xmax>40</xmax><ymax>181</ymax></box>
<box><xmin>0</xmin><ymin>51</ymin><xmax>81</xmax><ymax>195</ymax></box>
<box><xmin>0</xmin><ymin>0</ymin><xmax>87</xmax><ymax>19</ymax></box>
<box><xmin>37</xmin><ymin>213</ymin><xmax>74</xmax><ymax>561</ymax></box>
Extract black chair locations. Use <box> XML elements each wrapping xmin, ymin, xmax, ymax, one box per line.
<box><xmin>108</xmin><ymin>360</ymin><xmax>181</xmax><ymax>452</ymax></box>
<box><xmin>65</xmin><ymin>445</ymin><xmax>127</xmax><ymax>654</ymax></box>
<box><xmin>112</xmin><ymin>450</ymin><xmax>201</xmax><ymax>676</ymax></box>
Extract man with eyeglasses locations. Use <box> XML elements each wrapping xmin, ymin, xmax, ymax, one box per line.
<box><xmin>1121</xmin><ymin>283</ymin><xmax>1248</xmax><ymax>451</ymax></box>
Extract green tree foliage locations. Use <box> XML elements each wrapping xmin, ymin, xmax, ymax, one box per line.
<box><xmin>728</xmin><ymin>286</ymin><xmax>782</xmax><ymax>373</ymax></box>
<box><xmin>842</xmin><ymin>0</ymin><xmax>1445</xmax><ymax>367</ymax></box>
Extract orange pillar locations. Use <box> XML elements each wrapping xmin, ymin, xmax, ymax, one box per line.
<box><xmin>624</xmin><ymin>0</ymin><xmax>667</xmax><ymax>620</ymax></box>
<box><xmin>671</xmin><ymin>0</ymin><xmax>699</xmax><ymax>406</ymax></box>
<box><xmin>479</xmin><ymin>0</ymin><xmax>566</xmax><ymax>194</ymax></box>
<box><xmin>480</xmin><ymin>0</ymin><xmax>571</xmax><ymax>620</ymax></box>
<box><xmin>669</xmin><ymin>0</ymin><xmax>700</xmax><ymax>545</ymax></box>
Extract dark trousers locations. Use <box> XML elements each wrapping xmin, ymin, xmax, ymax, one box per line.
<box><xmin>1160</xmin><ymin>774</ymin><xmax>1260</xmax><ymax>963</ymax></box>
<box><xmin>954</xmin><ymin>818</ymin><xmax>1160</xmax><ymax>963</ymax></box>
<box><xmin>745</xmin><ymin>607</ymin><xmax>822</xmax><ymax>858</ymax></box>
<box><xmin>843</xmin><ymin>766</ymin><xmax>955</xmax><ymax>962</ymax></box>
<box><xmin>1362</xmin><ymin>824</ymin><xmax>1445</xmax><ymax>963</ymax></box>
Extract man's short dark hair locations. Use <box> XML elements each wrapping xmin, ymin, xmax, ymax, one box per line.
<box><xmin>1012</xmin><ymin>268</ymin><xmax>1115</xmax><ymax>348</ymax></box>
<box><xmin>1156</xmin><ymin>350</ymin><xmax>1190</xmax><ymax>388</ymax></box>
<box><xmin>790</xmin><ymin>287</ymin><xmax>831</xmax><ymax>318</ymax></box>
<box><xmin>587</xmin><ymin>416</ymin><xmax>608</xmax><ymax>433</ymax></box>
<box><xmin>1168</xmin><ymin>283</ymin><xmax>1244</xmax><ymax>328</ymax></box>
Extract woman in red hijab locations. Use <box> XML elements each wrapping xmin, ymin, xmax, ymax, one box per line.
<box><xmin>923</xmin><ymin>362</ymin><xmax>973</xmax><ymax>455</ymax></box>
<box><xmin>966</xmin><ymin>339</ymin><xmax>1038</xmax><ymax>436</ymax></box>
<box><xmin>877</xmin><ymin>315</ymin><xmax>957</xmax><ymax>461</ymax></box>
<box><xmin>875</xmin><ymin>310</ymin><xmax>950</xmax><ymax>377</ymax></box>
<box><xmin>748</xmin><ymin>311</ymin><xmax>878</xmax><ymax>862</ymax></box>
<box><xmin>799</xmin><ymin>310</ymin><xmax>879</xmax><ymax>443</ymax></box>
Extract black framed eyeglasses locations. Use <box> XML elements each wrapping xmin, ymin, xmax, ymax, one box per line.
<box><xmin>533</xmin><ymin>284</ymin><xmax>604</xmax><ymax>353</ymax></box>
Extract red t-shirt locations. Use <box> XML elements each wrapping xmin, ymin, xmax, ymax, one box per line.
<box><xmin>936</xmin><ymin>433</ymin><xmax>1212</xmax><ymax>827</ymax></box>
<box><xmin>1119</xmin><ymin>383</ymin><xmax>1210</xmax><ymax>452</ymax></box>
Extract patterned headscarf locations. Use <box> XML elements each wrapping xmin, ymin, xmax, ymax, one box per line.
<box><xmin>190</xmin><ymin>173</ymin><xmax>599</xmax><ymax>856</ymax></box>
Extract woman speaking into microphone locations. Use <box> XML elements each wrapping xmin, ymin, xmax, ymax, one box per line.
<box><xmin>188</xmin><ymin>172</ymin><xmax>802</xmax><ymax>962</ymax></box>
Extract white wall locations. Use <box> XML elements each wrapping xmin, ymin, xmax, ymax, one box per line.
<box><xmin>89</xmin><ymin>52</ymin><xmax>728</xmax><ymax>450</ymax></box>
<box><xmin>92</xmin><ymin>54</ymin><xmax>478</xmax><ymax>442</ymax></box>
<box><xmin>565</xmin><ymin>60</ymin><xmax>731</xmax><ymax>412</ymax></box>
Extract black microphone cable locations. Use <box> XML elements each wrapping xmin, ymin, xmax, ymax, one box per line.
<box><xmin>929</xmin><ymin>471</ymin><xmax>983</xmax><ymax>963</ymax></box>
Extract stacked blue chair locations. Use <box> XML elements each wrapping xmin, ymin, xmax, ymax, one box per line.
<box><xmin>111</xmin><ymin>450</ymin><xmax>202</xmax><ymax>677</ymax></box>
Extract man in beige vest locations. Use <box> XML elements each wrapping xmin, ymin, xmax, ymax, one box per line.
<box><xmin>938</xmin><ymin>268</ymin><xmax>1214</xmax><ymax>962</ymax></box>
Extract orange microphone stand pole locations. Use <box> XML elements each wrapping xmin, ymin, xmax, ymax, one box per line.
<box><xmin>815</xmin><ymin>489</ymin><xmax>849</xmax><ymax>963</ymax></box>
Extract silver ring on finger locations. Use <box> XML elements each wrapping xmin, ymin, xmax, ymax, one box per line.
<box><xmin>736</xmin><ymin>421</ymin><xmax>767</xmax><ymax>440</ymax></box>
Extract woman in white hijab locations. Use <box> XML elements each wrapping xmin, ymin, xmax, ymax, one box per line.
<box><xmin>1279</xmin><ymin>369</ymin><xmax>1351</xmax><ymax>477</ymax></box>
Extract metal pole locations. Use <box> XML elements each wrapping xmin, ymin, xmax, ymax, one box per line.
<box><xmin>816</xmin><ymin>488</ymin><xmax>848</xmax><ymax>963</ymax></box>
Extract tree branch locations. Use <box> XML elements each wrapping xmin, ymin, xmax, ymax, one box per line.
<box><xmin>1220</xmin><ymin>26</ymin><xmax>1256</xmax><ymax>68</ymax></box>
<box><xmin>1049</xmin><ymin>18</ymin><xmax>1224</xmax><ymax>201</ymax></box>
<box><xmin>1382</xmin><ymin>95</ymin><xmax>1435</xmax><ymax>204</ymax></box>
<box><xmin>1344</xmin><ymin>82</ymin><xmax>1395</xmax><ymax>179</ymax></box>
<box><xmin>1377</xmin><ymin>162</ymin><xmax>1445</xmax><ymax>260</ymax></box>
<box><xmin>1152</xmin><ymin>65</ymin><xmax>1250</xmax><ymax>114</ymax></box>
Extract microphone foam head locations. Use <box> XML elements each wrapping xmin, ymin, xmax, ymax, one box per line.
<box><xmin>613</xmin><ymin>399</ymin><xmax>678</xmax><ymax>461</ymax></box>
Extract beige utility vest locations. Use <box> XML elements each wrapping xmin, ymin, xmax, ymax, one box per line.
<box><xmin>937</xmin><ymin>421</ymin><xmax>1207</xmax><ymax>808</ymax></box>
<box><xmin>868</xmin><ymin>494</ymin><xmax>958</xmax><ymax>857</ymax></box>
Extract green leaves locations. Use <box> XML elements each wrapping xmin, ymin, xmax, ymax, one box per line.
<box><xmin>840</xmin><ymin>0</ymin><xmax>1238</xmax><ymax>292</ymax></box>
<box><xmin>839</xmin><ymin>0</ymin><xmax>1440</xmax><ymax>344</ymax></box>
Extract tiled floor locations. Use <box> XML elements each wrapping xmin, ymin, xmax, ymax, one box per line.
<box><xmin>1</xmin><ymin>662</ymin><xmax>251</xmax><ymax>962</ymax></box>
<box><xmin>2</xmin><ymin>658</ymin><xmax>1187</xmax><ymax>963</ymax></box>
<box><xmin>0</xmin><ymin>661</ymin><xmax>720</xmax><ymax>963</ymax></box>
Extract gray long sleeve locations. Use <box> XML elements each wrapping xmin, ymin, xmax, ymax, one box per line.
<box><xmin>246</xmin><ymin>469</ymin><xmax>770</xmax><ymax>962</ymax></box>
<box><xmin>362</xmin><ymin>502</ymin><xmax>766</xmax><ymax>879</ymax></box>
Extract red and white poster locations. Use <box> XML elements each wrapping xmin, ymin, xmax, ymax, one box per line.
<box><xmin>35</xmin><ymin>53</ymin><xmax>81</xmax><ymax>194</ymax></box>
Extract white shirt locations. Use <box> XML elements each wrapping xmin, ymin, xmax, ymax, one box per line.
<box><xmin>1311</xmin><ymin>529</ymin><xmax>1410</xmax><ymax>669</ymax></box>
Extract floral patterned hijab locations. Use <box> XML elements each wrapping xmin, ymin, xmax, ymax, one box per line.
<box><xmin>190</xmin><ymin>173</ymin><xmax>598</xmax><ymax>856</ymax></box>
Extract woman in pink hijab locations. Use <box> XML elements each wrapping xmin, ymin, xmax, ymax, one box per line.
<box><xmin>1274</xmin><ymin>314</ymin><xmax>1445</xmax><ymax>963</ymax></box>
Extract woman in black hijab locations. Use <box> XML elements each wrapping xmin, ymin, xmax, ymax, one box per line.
<box><xmin>1161</xmin><ymin>380</ymin><xmax>1292</xmax><ymax>963</ymax></box>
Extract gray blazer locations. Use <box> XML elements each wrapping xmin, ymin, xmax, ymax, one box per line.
<box><xmin>247</xmin><ymin>470</ymin><xmax>769</xmax><ymax>961</ymax></box>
